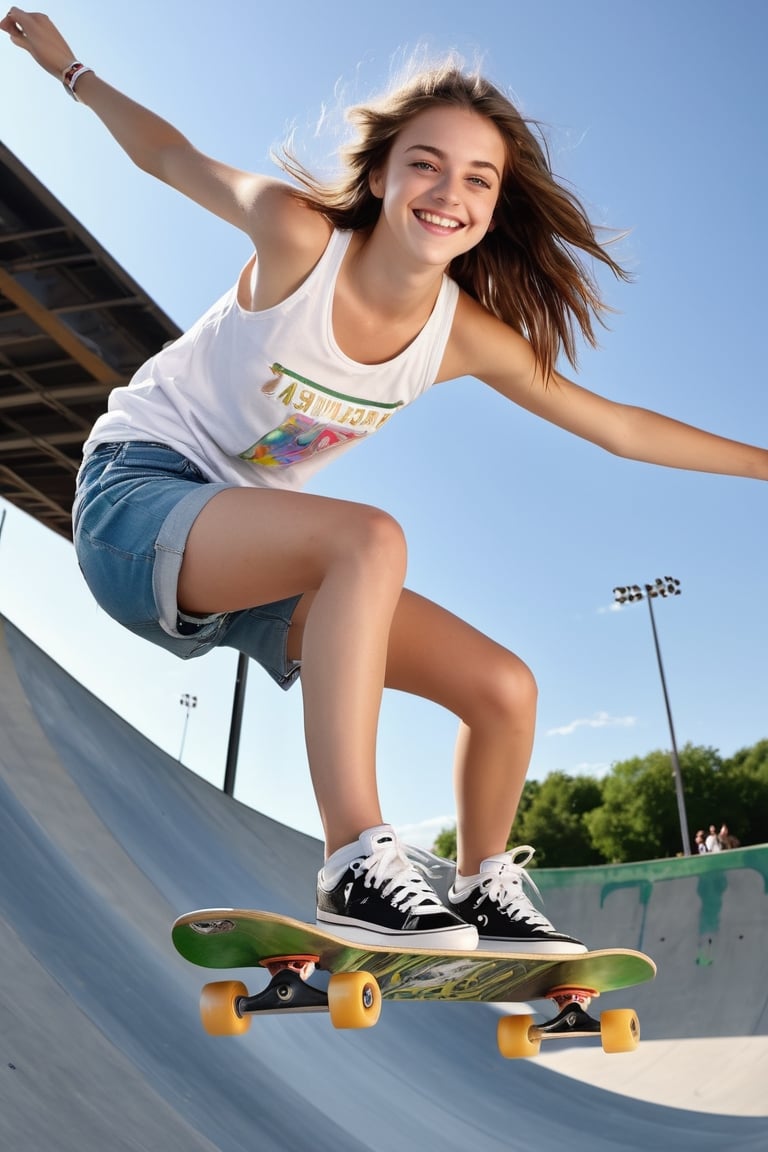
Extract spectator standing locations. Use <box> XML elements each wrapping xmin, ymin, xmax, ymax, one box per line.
<box><xmin>705</xmin><ymin>825</ymin><xmax>723</xmax><ymax>852</ymax></box>
<box><xmin>719</xmin><ymin>824</ymin><xmax>740</xmax><ymax>850</ymax></box>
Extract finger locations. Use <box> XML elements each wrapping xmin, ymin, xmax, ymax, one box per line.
<box><xmin>2</xmin><ymin>8</ymin><xmax>44</xmax><ymax>39</ymax></box>
<box><xmin>3</xmin><ymin>5</ymin><xmax>29</xmax><ymax>24</ymax></box>
<box><xmin>1</xmin><ymin>9</ymin><xmax>29</xmax><ymax>45</ymax></box>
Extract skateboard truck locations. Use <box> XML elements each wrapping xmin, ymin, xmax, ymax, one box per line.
<box><xmin>231</xmin><ymin>956</ymin><xmax>328</xmax><ymax>1017</ymax></box>
<box><xmin>497</xmin><ymin>985</ymin><xmax>640</xmax><ymax>1058</ymax></box>
<box><xmin>536</xmin><ymin>985</ymin><xmax>600</xmax><ymax>1035</ymax></box>
<box><xmin>533</xmin><ymin>986</ymin><xmax>602</xmax><ymax>1039</ymax></box>
<box><xmin>200</xmin><ymin>955</ymin><xmax>383</xmax><ymax>1033</ymax></box>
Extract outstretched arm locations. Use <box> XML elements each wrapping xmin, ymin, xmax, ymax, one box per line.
<box><xmin>525</xmin><ymin>374</ymin><xmax>768</xmax><ymax>480</ymax></box>
<box><xmin>0</xmin><ymin>8</ymin><xmax>286</xmax><ymax>239</ymax></box>
<box><xmin>448</xmin><ymin>294</ymin><xmax>768</xmax><ymax>482</ymax></box>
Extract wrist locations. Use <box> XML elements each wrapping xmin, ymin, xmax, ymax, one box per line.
<box><xmin>61</xmin><ymin>60</ymin><xmax>94</xmax><ymax>101</ymax></box>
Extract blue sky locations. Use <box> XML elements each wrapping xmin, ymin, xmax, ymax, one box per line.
<box><xmin>1</xmin><ymin>0</ymin><xmax>766</xmax><ymax>851</ymax></box>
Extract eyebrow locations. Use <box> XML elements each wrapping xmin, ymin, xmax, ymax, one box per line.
<box><xmin>403</xmin><ymin>144</ymin><xmax>501</xmax><ymax>181</ymax></box>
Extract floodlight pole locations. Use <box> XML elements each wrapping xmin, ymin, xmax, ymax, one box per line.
<box><xmin>613</xmin><ymin>578</ymin><xmax>691</xmax><ymax>856</ymax></box>
<box><xmin>223</xmin><ymin>653</ymin><xmax>249</xmax><ymax>797</ymax></box>
<box><xmin>178</xmin><ymin>693</ymin><xmax>197</xmax><ymax>762</ymax></box>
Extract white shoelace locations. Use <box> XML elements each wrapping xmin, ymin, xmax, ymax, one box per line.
<box><xmin>358</xmin><ymin>837</ymin><xmax>446</xmax><ymax>916</ymax></box>
<box><xmin>474</xmin><ymin>846</ymin><xmax>556</xmax><ymax>929</ymax></box>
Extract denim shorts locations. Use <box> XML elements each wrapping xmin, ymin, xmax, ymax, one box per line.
<box><xmin>72</xmin><ymin>441</ymin><xmax>302</xmax><ymax>689</ymax></box>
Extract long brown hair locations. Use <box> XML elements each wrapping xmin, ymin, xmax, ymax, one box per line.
<box><xmin>276</xmin><ymin>60</ymin><xmax>630</xmax><ymax>379</ymax></box>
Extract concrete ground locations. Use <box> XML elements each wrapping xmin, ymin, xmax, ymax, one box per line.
<box><xmin>536</xmin><ymin>1036</ymin><xmax>768</xmax><ymax>1116</ymax></box>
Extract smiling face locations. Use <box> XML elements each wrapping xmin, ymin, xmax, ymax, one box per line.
<box><xmin>369</xmin><ymin>104</ymin><xmax>506</xmax><ymax>268</ymax></box>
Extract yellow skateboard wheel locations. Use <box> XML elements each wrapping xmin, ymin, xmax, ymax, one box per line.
<box><xmin>497</xmin><ymin>1013</ymin><xmax>541</xmax><ymax>1058</ymax></box>
<box><xmin>200</xmin><ymin>980</ymin><xmax>251</xmax><ymax>1036</ymax></box>
<box><xmin>600</xmin><ymin>1008</ymin><xmax>640</xmax><ymax>1053</ymax></box>
<box><xmin>327</xmin><ymin>971</ymin><xmax>382</xmax><ymax>1029</ymax></box>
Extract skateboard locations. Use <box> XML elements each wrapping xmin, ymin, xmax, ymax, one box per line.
<box><xmin>172</xmin><ymin>908</ymin><xmax>656</xmax><ymax>1058</ymax></box>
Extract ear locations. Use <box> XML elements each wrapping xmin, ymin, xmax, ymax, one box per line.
<box><xmin>369</xmin><ymin>168</ymin><xmax>385</xmax><ymax>199</ymax></box>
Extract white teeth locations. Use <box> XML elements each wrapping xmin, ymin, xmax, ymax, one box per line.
<box><xmin>415</xmin><ymin>210</ymin><xmax>461</xmax><ymax>229</ymax></box>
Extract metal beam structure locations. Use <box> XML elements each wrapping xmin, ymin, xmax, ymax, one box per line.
<box><xmin>0</xmin><ymin>143</ymin><xmax>248</xmax><ymax>793</ymax></box>
<box><xmin>0</xmin><ymin>141</ymin><xmax>181</xmax><ymax>538</ymax></box>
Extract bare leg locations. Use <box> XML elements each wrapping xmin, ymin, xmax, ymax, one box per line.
<box><xmin>178</xmin><ymin>488</ymin><xmax>407</xmax><ymax>855</ymax></box>
<box><xmin>290</xmin><ymin>587</ymin><xmax>537</xmax><ymax>877</ymax></box>
<box><xmin>384</xmin><ymin>591</ymin><xmax>537</xmax><ymax>877</ymax></box>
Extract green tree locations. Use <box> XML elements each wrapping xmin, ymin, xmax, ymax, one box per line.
<box><xmin>432</xmin><ymin>739</ymin><xmax>768</xmax><ymax>868</ymax></box>
<box><xmin>432</xmin><ymin>779</ymin><xmax>542</xmax><ymax>862</ymax></box>
<box><xmin>726</xmin><ymin>738</ymin><xmax>768</xmax><ymax>779</ymax></box>
<box><xmin>714</xmin><ymin>740</ymin><xmax>768</xmax><ymax>846</ymax></box>
<box><xmin>433</xmin><ymin>771</ymin><xmax>602</xmax><ymax>868</ymax></box>
<box><xmin>510</xmin><ymin>772</ymin><xmax>603</xmax><ymax>868</ymax></box>
<box><xmin>586</xmin><ymin>743</ymin><xmax>728</xmax><ymax>861</ymax></box>
<box><xmin>432</xmin><ymin>824</ymin><xmax>457</xmax><ymax>861</ymax></box>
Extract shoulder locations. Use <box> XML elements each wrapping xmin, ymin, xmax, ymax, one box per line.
<box><xmin>247</xmin><ymin>181</ymin><xmax>332</xmax><ymax>258</ymax></box>
<box><xmin>244</xmin><ymin>183</ymin><xmax>335</xmax><ymax>309</ymax></box>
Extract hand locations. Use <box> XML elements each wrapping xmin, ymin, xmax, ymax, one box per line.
<box><xmin>1</xmin><ymin>7</ymin><xmax>79</xmax><ymax>78</ymax></box>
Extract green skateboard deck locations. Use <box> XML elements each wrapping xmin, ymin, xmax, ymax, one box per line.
<box><xmin>172</xmin><ymin>908</ymin><xmax>656</xmax><ymax>1056</ymax></box>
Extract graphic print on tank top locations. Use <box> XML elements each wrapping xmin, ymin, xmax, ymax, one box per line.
<box><xmin>239</xmin><ymin>362</ymin><xmax>404</xmax><ymax>468</ymax></box>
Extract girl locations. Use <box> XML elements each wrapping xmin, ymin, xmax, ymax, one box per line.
<box><xmin>4</xmin><ymin>8</ymin><xmax>765</xmax><ymax>954</ymax></box>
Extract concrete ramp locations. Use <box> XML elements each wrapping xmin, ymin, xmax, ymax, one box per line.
<box><xmin>535</xmin><ymin>844</ymin><xmax>768</xmax><ymax>1039</ymax></box>
<box><xmin>532</xmin><ymin>841</ymin><xmax>768</xmax><ymax>1117</ymax></box>
<box><xmin>1</xmin><ymin>615</ymin><xmax>766</xmax><ymax>1151</ymax></box>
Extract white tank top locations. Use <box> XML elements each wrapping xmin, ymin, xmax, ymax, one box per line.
<box><xmin>84</xmin><ymin>229</ymin><xmax>459</xmax><ymax>490</ymax></box>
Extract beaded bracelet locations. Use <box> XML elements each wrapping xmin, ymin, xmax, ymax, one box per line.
<box><xmin>61</xmin><ymin>60</ymin><xmax>94</xmax><ymax>101</ymax></box>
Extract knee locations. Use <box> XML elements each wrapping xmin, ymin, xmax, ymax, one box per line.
<box><xmin>470</xmin><ymin>650</ymin><xmax>538</xmax><ymax>731</ymax></box>
<box><xmin>343</xmin><ymin>504</ymin><xmax>407</xmax><ymax>578</ymax></box>
<box><xmin>307</xmin><ymin>502</ymin><xmax>407</xmax><ymax>592</ymax></box>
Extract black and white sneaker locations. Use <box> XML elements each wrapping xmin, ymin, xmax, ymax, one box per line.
<box><xmin>448</xmin><ymin>846</ymin><xmax>587</xmax><ymax>954</ymax></box>
<box><xmin>317</xmin><ymin>825</ymin><xmax>478</xmax><ymax>950</ymax></box>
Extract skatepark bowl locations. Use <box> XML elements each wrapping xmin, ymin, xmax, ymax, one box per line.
<box><xmin>1</xmin><ymin>613</ymin><xmax>766</xmax><ymax>1152</ymax></box>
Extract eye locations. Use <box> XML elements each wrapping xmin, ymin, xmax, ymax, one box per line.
<box><xmin>467</xmin><ymin>175</ymin><xmax>492</xmax><ymax>189</ymax></box>
<box><xmin>411</xmin><ymin>160</ymin><xmax>437</xmax><ymax>171</ymax></box>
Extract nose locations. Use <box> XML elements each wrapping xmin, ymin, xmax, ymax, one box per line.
<box><xmin>433</xmin><ymin>170</ymin><xmax>461</xmax><ymax>206</ymax></box>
